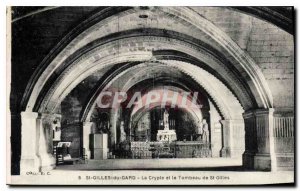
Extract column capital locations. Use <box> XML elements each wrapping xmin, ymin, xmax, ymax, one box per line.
<box><xmin>220</xmin><ymin>119</ymin><xmax>243</xmax><ymax>124</ymax></box>
<box><xmin>255</xmin><ymin>108</ymin><xmax>274</xmax><ymax>116</ymax></box>
<box><xmin>21</xmin><ymin>111</ymin><xmax>38</xmax><ymax>119</ymax></box>
<box><xmin>38</xmin><ymin>113</ymin><xmax>61</xmax><ymax>120</ymax></box>
<box><xmin>83</xmin><ymin>121</ymin><xmax>94</xmax><ymax>126</ymax></box>
<box><xmin>243</xmin><ymin>108</ymin><xmax>274</xmax><ymax>119</ymax></box>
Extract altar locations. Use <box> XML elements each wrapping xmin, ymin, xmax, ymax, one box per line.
<box><xmin>156</xmin><ymin>110</ymin><xmax>177</xmax><ymax>142</ymax></box>
<box><xmin>118</xmin><ymin>110</ymin><xmax>212</xmax><ymax>159</ymax></box>
<box><xmin>156</xmin><ymin>129</ymin><xmax>177</xmax><ymax>142</ymax></box>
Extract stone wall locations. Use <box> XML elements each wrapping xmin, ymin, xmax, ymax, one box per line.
<box><xmin>193</xmin><ymin>7</ymin><xmax>294</xmax><ymax>108</ymax></box>
<box><xmin>61</xmin><ymin>95</ymin><xmax>82</xmax><ymax>157</ymax></box>
<box><xmin>246</xmin><ymin>19</ymin><xmax>294</xmax><ymax>108</ymax></box>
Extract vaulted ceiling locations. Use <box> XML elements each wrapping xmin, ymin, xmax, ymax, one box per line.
<box><xmin>10</xmin><ymin>6</ymin><xmax>293</xmax><ymax>113</ymax></box>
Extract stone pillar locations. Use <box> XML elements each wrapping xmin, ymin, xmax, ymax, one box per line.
<box><xmin>210</xmin><ymin>122</ymin><xmax>222</xmax><ymax>157</ymax></box>
<box><xmin>37</xmin><ymin>113</ymin><xmax>57</xmax><ymax>171</ymax></box>
<box><xmin>220</xmin><ymin>120</ymin><xmax>231</xmax><ymax>158</ymax></box>
<box><xmin>20</xmin><ymin>112</ymin><xmax>39</xmax><ymax>174</ymax></box>
<box><xmin>208</xmin><ymin>100</ymin><xmax>223</xmax><ymax>157</ymax></box>
<box><xmin>242</xmin><ymin>109</ymin><xmax>277</xmax><ymax>171</ymax></box>
<box><xmin>82</xmin><ymin>122</ymin><xmax>93</xmax><ymax>159</ymax></box>
<box><xmin>220</xmin><ymin>119</ymin><xmax>245</xmax><ymax>158</ymax></box>
<box><xmin>90</xmin><ymin>134</ymin><xmax>108</xmax><ymax>159</ymax></box>
<box><xmin>110</xmin><ymin>110</ymin><xmax>118</xmax><ymax>149</ymax></box>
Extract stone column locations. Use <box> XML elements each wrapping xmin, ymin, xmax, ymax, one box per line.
<box><xmin>208</xmin><ymin>101</ymin><xmax>222</xmax><ymax>157</ymax></box>
<box><xmin>82</xmin><ymin>122</ymin><xmax>93</xmax><ymax>159</ymax></box>
<box><xmin>242</xmin><ymin>109</ymin><xmax>277</xmax><ymax>171</ymax></box>
<box><xmin>20</xmin><ymin>112</ymin><xmax>39</xmax><ymax>174</ymax></box>
<box><xmin>90</xmin><ymin>134</ymin><xmax>108</xmax><ymax>159</ymax></box>
<box><xmin>210</xmin><ymin>122</ymin><xmax>222</xmax><ymax>157</ymax></box>
<box><xmin>220</xmin><ymin>119</ymin><xmax>245</xmax><ymax>158</ymax></box>
<box><xmin>37</xmin><ymin>113</ymin><xmax>57</xmax><ymax>171</ymax></box>
<box><xmin>110</xmin><ymin>109</ymin><xmax>118</xmax><ymax>149</ymax></box>
<box><xmin>220</xmin><ymin>120</ymin><xmax>231</xmax><ymax>158</ymax></box>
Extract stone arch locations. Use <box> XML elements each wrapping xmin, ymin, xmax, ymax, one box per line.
<box><xmin>82</xmin><ymin>61</ymin><xmax>244</xmax><ymax>122</ymax></box>
<box><xmin>79</xmin><ymin>61</ymin><xmax>245</xmax><ymax>160</ymax></box>
<box><xmin>21</xmin><ymin>6</ymin><xmax>273</xmax><ymax>114</ymax></box>
<box><xmin>81</xmin><ymin>62</ymin><xmax>212</xmax><ymax>122</ymax></box>
<box><xmin>32</xmin><ymin>35</ymin><xmax>253</xmax><ymax>114</ymax></box>
<box><xmin>17</xmin><ymin>7</ymin><xmax>281</xmax><ymax>173</ymax></box>
<box><xmin>130</xmin><ymin>103</ymin><xmax>202</xmax><ymax>134</ymax></box>
<box><xmin>77</xmin><ymin>60</ymin><xmax>245</xmax><ymax>161</ymax></box>
<box><xmin>129</xmin><ymin>87</ymin><xmax>204</xmax><ymax>121</ymax></box>
<box><xmin>114</xmin><ymin>77</ymin><xmax>212</xmax><ymax>139</ymax></box>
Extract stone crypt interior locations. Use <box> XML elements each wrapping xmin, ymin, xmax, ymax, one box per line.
<box><xmin>10</xmin><ymin>6</ymin><xmax>294</xmax><ymax>175</ymax></box>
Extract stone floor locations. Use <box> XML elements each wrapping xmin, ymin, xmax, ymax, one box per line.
<box><xmin>55</xmin><ymin>158</ymin><xmax>243</xmax><ymax>170</ymax></box>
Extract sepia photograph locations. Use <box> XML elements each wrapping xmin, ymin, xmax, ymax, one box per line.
<box><xmin>7</xmin><ymin>6</ymin><xmax>295</xmax><ymax>185</ymax></box>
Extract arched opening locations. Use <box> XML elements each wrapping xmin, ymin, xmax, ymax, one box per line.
<box><xmin>74</xmin><ymin>60</ymin><xmax>245</xmax><ymax>169</ymax></box>
<box><xmin>16</xmin><ymin>6</ymin><xmax>286</xmax><ymax>174</ymax></box>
